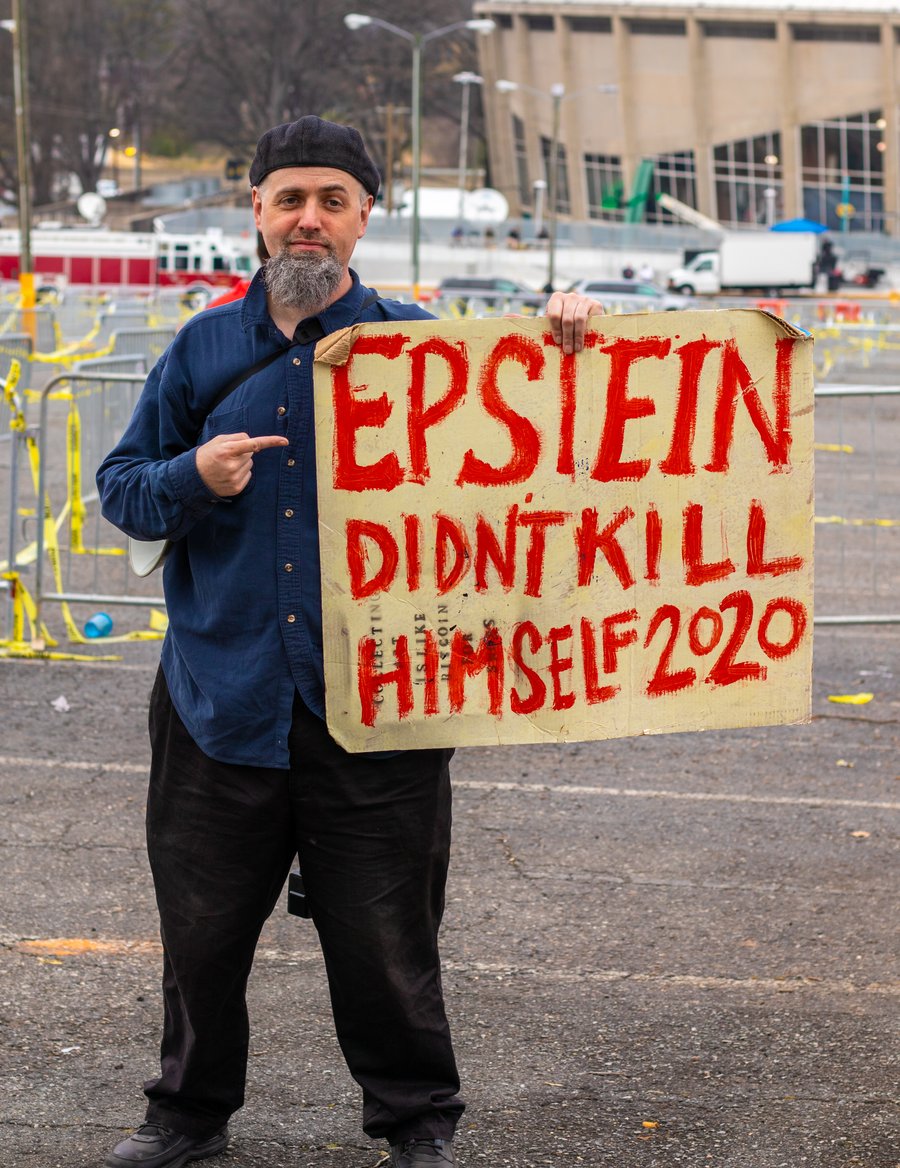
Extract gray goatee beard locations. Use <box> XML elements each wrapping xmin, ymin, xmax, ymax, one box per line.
<box><xmin>263</xmin><ymin>245</ymin><xmax>344</xmax><ymax>316</ymax></box>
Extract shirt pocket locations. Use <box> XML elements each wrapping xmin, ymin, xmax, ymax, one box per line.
<box><xmin>198</xmin><ymin>404</ymin><xmax>258</xmax><ymax>499</ymax></box>
<box><xmin>199</xmin><ymin>404</ymin><xmax>249</xmax><ymax>444</ymax></box>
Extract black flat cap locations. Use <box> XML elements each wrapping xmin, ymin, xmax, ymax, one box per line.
<box><xmin>249</xmin><ymin>116</ymin><xmax>380</xmax><ymax>196</ymax></box>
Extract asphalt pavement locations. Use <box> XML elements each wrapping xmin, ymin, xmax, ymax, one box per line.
<box><xmin>0</xmin><ymin>625</ymin><xmax>897</xmax><ymax>1168</ymax></box>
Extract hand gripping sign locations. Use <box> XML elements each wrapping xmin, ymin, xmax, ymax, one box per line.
<box><xmin>313</xmin><ymin>310</ymin><xmax>813</xmax><ymax>753</ymax></box>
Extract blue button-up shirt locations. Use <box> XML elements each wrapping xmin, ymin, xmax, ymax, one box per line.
<box><xmin>97</xmin><ymin>269</ymin><xmax>433</xmax><ymax>767</ymax></box>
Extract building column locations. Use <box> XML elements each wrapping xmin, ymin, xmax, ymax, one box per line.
<box><xmin>776</xmin><ymin>17</ymin><xmax>800</xmax><ymax>221</ymax></box>
<box><xmin>556</xmin><ymin>14</ymin><xmax>589</xmax><ymax>220</ymax></box>
<box><xmin>882</xmin><ymin>18</ymin><xmax>898</xmax><ymax>236</ymax></box>
<box><xmin>686</xmin><ymin>16</ymin><xmax>714</xmax><ymax>217</ymax></box>
<box><xmin>611</xmin><ymin>14</ymin><xmax>638</xmax><ymax>197</ymax></box>
<box><xmin>477</xmin><ymin>20</ymin><xmax>511</xmax><ymax>209</ymax></box>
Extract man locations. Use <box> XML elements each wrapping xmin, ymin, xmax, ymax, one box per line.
<box><xmin>97</xmin><ymin>116</ymin><xmax>602</xmax><ymax>1168</ymax></box>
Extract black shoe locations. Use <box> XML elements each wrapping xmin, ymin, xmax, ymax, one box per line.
<box><xmin>390</xmin><ymin>1138</ymin><xmax>455</xmax><ymax>1167</ymax></box>
<box><xmin>104</xmin><ymin>1122</ymin><xmax>229</xmax><ymax>1168</ymax></box>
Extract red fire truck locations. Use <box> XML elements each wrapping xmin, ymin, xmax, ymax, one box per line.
<box><xmin>0</xmin><ymin>226</ymin><xmax>257</xmax><ymax>290</ymax></box>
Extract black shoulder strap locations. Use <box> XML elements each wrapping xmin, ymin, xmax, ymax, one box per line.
<box><xmin>208</xmin><ymin>289</ymin><xmax>382</xmax><ymax>415</ymax></box>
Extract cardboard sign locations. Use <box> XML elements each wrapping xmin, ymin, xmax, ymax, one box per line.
<box><xmin>313</xmin><ymin>310</ymin><xmax>813</xmax><ymax>752</ymax></box>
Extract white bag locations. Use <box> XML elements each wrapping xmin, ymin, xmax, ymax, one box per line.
<box><xmin>128</xmin><ymin>536</ymin><xmax>170</xmax><ymax>577</ymax></box>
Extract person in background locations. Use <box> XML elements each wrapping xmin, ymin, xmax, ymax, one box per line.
<box><xmin>97</xmin><ymin>115</ymin><xmax>603</xmax><ymax>1168</ymax></box>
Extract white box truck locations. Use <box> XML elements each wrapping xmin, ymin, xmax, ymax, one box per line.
<box><xmin>667</xmin><ymin>232</ymin><xmax>820</xmax><ymax>296</ymax></box>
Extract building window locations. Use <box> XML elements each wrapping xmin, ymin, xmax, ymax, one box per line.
<box><xmin>584</xmin><ymin>153</ymin><xmax>623</xmax><ymax>219</ymax></box>
<box><xmin>801</xmin><ymin>110</ymin><xmax>885</xmax><ymax>231</ymax></box>
<box><xmin>541</xmin><ymin>136</ymin><xmax>571</xmax><ymax>215</ymax></box>
<box><xmin>512</xmin><ymin>114</ymin><xmax>531</xmax><ymax>208</ymax></box>
<box><xmin>494</xmin><ymin>14</ymin><xmax>513</xmax><ymax>30</ymax></box>
<box><xmin>791</xmin><ymin>24</ymin><xmax>879</xmax><ymax>43</ymax></box>
<box><xmin>700</xmin><ymin>21</ymin><xmax>776</xmax><ymax>39</ymax></box>
<box><xmin>645</xmin><ymin>151</ymin><xmax>696</xmax><ymax>222</ymax></box>
<box><xmin>713</xmin><ymin>132</ymin><xmax>783</xmax><ymax>226</ymax></box>
<box><xmin>567</xmin><ymin>17</ymin><xmax>612</xmax><ymax>34</ymax></box>
<box><xmin>525</xmin><ymin>15</ymin><xmax>554</xmax><ymax>31</ymax></box>
<box><xmin>625</xmin><ymin>19</ymin><xmax>686</xmax><ymax>36</ymax></box>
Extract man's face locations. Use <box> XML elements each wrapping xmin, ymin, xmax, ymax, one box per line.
<box><xmin>252</xmin><ymin>166</ymin><xmax>372</xmax><ymax>272</ymax></box>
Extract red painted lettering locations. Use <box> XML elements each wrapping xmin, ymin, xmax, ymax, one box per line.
<box><xmin>457</xmin><ymin>334</ymin><xmax>544</xmax><ymax>486</ymax></box>
<box><xmin>519</xmin><ymin>509</ymin><xmax>568</xmax><ymax>597</ymax></box>
<box><xmin>447</xmin><ymin>626</ymin><xmax>504</xmax><ymax>714</ymax></box>
<box><xmin>575</xmin><ymin>506</ymin><xmax>635</xmax><ymax>590</ymax></box>
<box><xmin>358</xmin><ymin>634</ymin><xmax>413</xmax><ymax>726</ymax></box>
<box><xmin>580</xmin><ymin>617</ymin><xmax>619</xmax><ymax>704</ymax></box>
<box><xmin>435</xmin><ymin>514</ymin><xmax>470</xmax><ymax>594</ymax></box>
<box><xmin>707</xmin><ymin>590</ymin><xmax>765</xmax><ymax>686</ymax></box>
<box><xmin>333</xmin><ymin>333</ymin><xmax>408</xmax><ymax>491</ymax></box>
<box><xmin>346</xmin><ymin>519</ymin><xmax>399</xmax><ymax>600</ymax></box>
<box><xmin>683</xmin><ymin>502</ymin><xmax>735</xmax><ymax>586</ymax></box>
<box><xmin>645</xmin><ymin>505</ymin><xmax>662</xmax><ymax>583</ymax></box>
<box><xmin>757</xmin><ymin>597</ymin><xmax>807</xmax><ymax>659</ymax></box>
<box><xmin>706</xmin><ymin>337</ymin><xmax>793</xmax><ymax>473</ymax></box>
<box><xmin>746</xmin><ymin>499</ymin><xmax>804</xmax><ymax>577</ymax></box>
<box><xmin>407</xmin><ymin>336</ymin><xmax>468</xmax><ymax>483</ymax></box>
<box><xmin>645</xmin><ymin>605</ymin><xmax>696</xmax><ymax>696</ymax></box>
<box><xmin>592</xmin><ymin>336</ymin><xmax>671</xmax><ymax>482</ymax></box>
<box><xmin>547</xmin><ymin>624</ymin><xmax>576</xmax><ymax>710</ymax></box>
<box><xmin>403</xmin><ymin>514</ymin><xmax>422</xmax><ymax>591</ymax></box>
<box><xmin>510</xmin><ymin>621</ymin><xmax>547</xmax><ymax>714</ymax></box>
<box><xmin>659</xmin><ymin>337</ymin><xmax>721</xmax><ymax>475</ymax></box>
<box><xmin>474</xmin><ymin>506</ymin><xmax>519</xmax><ymax>592</ymax></box>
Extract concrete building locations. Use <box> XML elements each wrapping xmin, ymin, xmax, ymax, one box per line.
<box><xmin>474</xmin><ymin>0</ymin><xmax>900</xmax><ymax>234</ymax></box>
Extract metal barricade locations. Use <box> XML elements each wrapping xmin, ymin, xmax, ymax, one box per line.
<box><xmin>0</xmin><ymin>370</ymin><xmax>164</xmax><ymax>653</ymax></box>
<box><xmin>3</xmin><ymin>365</ymin><xmax>897</xmax><ymax>654</ymax></box>
<box><xmin>813</xmin><ymin>384</ymin><xmax>900</xmax><ymax>624</ymax></box>
<box><xmin>0</xmin><ymin>332</ymin><xmax>33</xmax><ymax>389</ymax></box>
<box><xmin>0</xmin><ymin>305</ymin><xmax>58</xmax><ymax>352</ymax></box>
<box><xmin>108</xmin><ymin>326</ymin><xmax>176</xmax><ymax>365</ymax></box>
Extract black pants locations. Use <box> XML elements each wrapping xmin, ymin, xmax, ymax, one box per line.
<box><xmin>143</xmin><ymin>670</ymin><xmax>463</xmax><ymax>1143</ymax></box>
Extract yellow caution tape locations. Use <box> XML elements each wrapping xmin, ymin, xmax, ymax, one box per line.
<box><xmin>815</xmin><ymin>514</ymin><xmax>899</xmax><ymax>527</ymax></box>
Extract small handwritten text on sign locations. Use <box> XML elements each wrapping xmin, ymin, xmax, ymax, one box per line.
<box><xmin>314</xmin><ymin>310</ymin><xmax>813</xmax><ymax>752</ymax></box>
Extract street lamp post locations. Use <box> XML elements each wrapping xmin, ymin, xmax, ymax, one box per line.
<box><xmin>496</xmin><ymin>79</ymin><xmax>617</xmax><ymax>290</ymax></box>
<box><xmin>452</xmin><ymin>71</ymin><xmax>483</xmax><ymax>228</ymax></box>
<box><xmin>1</xmin><ymin>2</ymin><xmax>35</xmax><ymax>316</ymax></box>
<box><xmin>344</xmin><ymin>14</ymin><xmax>495</xmax><ymax>299</ymax></box>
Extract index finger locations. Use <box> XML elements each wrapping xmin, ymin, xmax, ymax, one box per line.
<box><xmin>226</xmin><ymin>434</ymin><xmax>290</xmax><ymax>454</ymax></box>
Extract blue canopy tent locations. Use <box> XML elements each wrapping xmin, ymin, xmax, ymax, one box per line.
<box><xmin>770</xmin><ymin>218</ymin><xmax>828</xmax><ymax>233</ymax></box>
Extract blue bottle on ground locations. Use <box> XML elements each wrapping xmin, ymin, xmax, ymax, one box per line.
<box><xmin>84</xmin><ymin>612</ymin><xmax>114</xmax><ymax>638</ymax></box>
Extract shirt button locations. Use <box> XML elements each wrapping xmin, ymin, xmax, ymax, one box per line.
<box><xmin>287</xmin><ymin>458</ymin><xmax>296</xmax><ymax>467</ymax></box>
<box><xmin>286</xmin><ymin>613</ymin><xmax>296</xmax><ymax>623</ymax></box>
<box><xmin>284</xmin><ymin>563</ymin><xmax>293</xmax><ymax>572</ymax></box>
<box><xmin>277</xmin><ymin>406</ymin><xmax>286</xmax><ymax>416</ymax></box>
<box><xmin>284</xmin><ymin>508</ymin><xmax>294</xmax><ymax>518</ymax></box>
<box><xmin>292</xmin><ymin>357</ymin><xmax>301</xmax><ymax>366</ymax></box>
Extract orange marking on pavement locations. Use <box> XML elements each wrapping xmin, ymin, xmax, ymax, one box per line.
<box><xmin>16</xmin><ymin>937</ymin><xmax>161</xmax><ymax>957</ymax></box>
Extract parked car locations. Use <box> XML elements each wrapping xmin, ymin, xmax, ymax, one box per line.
<box><xmin>567</xmin><ymin>277</ymin><xmax>694</xmax><ymax>312</ymax></box>
<box><xmin>431</xmin><ymin>275</ymin><xmax>546</xmax><ymax>313</ymax></box>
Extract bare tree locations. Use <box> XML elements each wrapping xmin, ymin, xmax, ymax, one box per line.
<box><xmin>0</xmin><ymin>0</ymin><xmax>486</xmax><ymax>214</ymax></box>
<box><xmin>1</xmin><ymin>0</ymin><xmax>176</xmax><ymax>206</ymax></box>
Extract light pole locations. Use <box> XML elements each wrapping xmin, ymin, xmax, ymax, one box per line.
<box><xmin>452</xmin><ymin>71</ymin><xmax>483</xmax><ymax>228</ymax></box>
<box><xmin>497</xmin><ymin>79</ymin><xmax>617</xmax><ymax>290</ymax></box>
<box><xmin>344</xmin><ymin>14</ymin><xmax>495</xmax><ymax>298</ymax></box>
<box><xmin>763</xmin><ymin>152</ymin><xmax>779</xmax><ymax>226</ymax></box>
<box><xmin>1</xmin><ymin>3</ymin><xmax>35</xmax><ymax>317</ymax></box>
